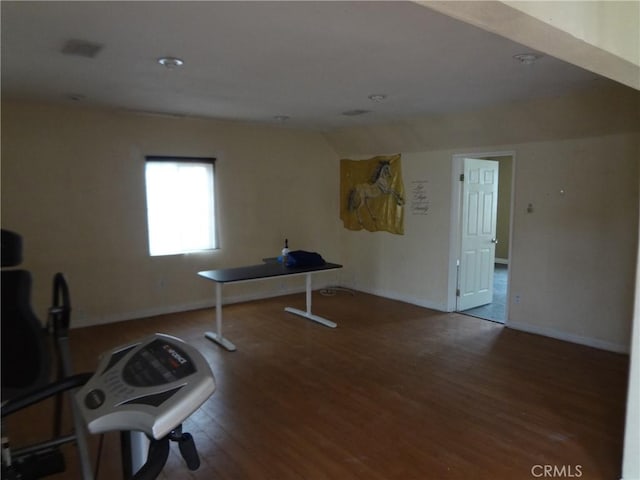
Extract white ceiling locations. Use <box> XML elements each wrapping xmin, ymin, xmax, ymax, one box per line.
<box><xmin>1</xmin><ymin>1</ymin><xmax>617</xmax><ymax>130</ymax></box>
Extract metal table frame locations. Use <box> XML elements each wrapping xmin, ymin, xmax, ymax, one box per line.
<box><xmin>198</xmin><ymin>261</ymin><xmax>342</xmax><ymax>352</ymax></box>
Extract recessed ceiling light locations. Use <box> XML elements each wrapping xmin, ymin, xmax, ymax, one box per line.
<box><xmin>368</xmin><ymin>94</ymin><xmax>387</xmax><ymax>102</ymax></box>
<box><xmin>157</xmin><ymin>57</ymin><xmax>184</xmax><ymax>69</ymax></box>
<box><xmin>513</xmin><ymin>53</ymin><xmax>542</xmax><ymax>65</ymax></box>
<box><xmin>342</xmin><ymin>109</ymin><xmax>370</xmax><ymax>117</ymax></box>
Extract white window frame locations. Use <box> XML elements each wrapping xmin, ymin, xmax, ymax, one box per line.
<box><xmin>144</xmin><ymin>156</ymin><xmax>218</xmax><ymax>256</ymax></box>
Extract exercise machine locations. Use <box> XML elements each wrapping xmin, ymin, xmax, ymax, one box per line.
<box><xmin>1</xmin><ymin>229</ymin><xmax>215</xmax><ymax>479</ymax></box>
<box><xmin>76</xmin><ymin>333</ymin><xmax>215</xmax><ymax>478</ymax></box>
<box><xmin>3</xmin><ymin>333</ymin><xmax>215</xmax><ymax>479</ymax></box>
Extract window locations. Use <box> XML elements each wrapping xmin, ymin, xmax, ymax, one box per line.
<box><xmin>144</xmin><ymin>156</ymin><xmax>217</xmax><ymax>256</ymax></box>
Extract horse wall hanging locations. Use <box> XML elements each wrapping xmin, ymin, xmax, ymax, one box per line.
<box><xmin>340</xmin><ymin>154</ymin><xmax>405</xmax><ymax>234</ymax></box>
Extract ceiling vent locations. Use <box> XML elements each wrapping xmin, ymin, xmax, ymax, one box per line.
<box><xmin>341</xmin><ymin>109</ymin><xmax>370</xmax><ymax>117</ymax></box>
<box><xmin>61</xmin><ymin>39</ymin><xmax>104</xmax><ymax>59</ymax></box>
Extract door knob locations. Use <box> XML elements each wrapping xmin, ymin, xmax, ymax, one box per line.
<box><xmin>491</xmin><ymin>238</ymin><xmax>499</xmax><ymax>244</ymax></box>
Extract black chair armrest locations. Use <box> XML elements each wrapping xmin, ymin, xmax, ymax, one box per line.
<box><xmin>2</xmin><ymin>372</ymin><xmax>93</xmax><ymax>417</ymax></box>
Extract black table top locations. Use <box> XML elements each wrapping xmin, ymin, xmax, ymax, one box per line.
<box><xmin>198</xmin><ymin>261</ymin><xmax>342</xmax><ymax>284</ymax></box>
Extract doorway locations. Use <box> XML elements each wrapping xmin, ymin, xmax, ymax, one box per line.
<box><xmin>448</xmin><ymin>152</ymin><xmax>514</xmax><ymax>324</ymax></box>
<box><xmin>461</xmin><ymin>262</ymin><xmax>508</xmax><ymax>322</ymax></box>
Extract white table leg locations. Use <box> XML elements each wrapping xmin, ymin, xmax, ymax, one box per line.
<box><xmin>284</xmin><ymin>273</ymin><xmax>337</xmax><ymax>328</ymax></box>
<box><xmin>205</xmin><ymin>282</ymin><xmax>237</xmax><ymax>351</ymax></box>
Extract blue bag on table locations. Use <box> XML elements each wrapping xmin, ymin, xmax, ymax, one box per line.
<box><xmin>285</xmin><ymin>250</ymin><xmax>326</xmax><ymax>267</ymax></box>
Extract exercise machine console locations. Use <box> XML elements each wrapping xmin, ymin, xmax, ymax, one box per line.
<box><xmin>77</xmin><ymin>333</ymin><xmax>214</xmax><ymax>439</ymax></box>
<box><xmin>76</xmin><ymin>333</ymin><xmax>215</xmax><ymax>477</ymax></box>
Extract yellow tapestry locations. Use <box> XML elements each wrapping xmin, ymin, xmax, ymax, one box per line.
<box><xmin>340</xmin><ymin>154</ymin><xmax>405</xmax><ymax>234</ymax></box>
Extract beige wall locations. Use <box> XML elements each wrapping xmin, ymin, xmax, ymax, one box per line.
<box><xmin>2</xmin><ymin>86</ymin><xmax>638</xmax><ymax>354</ymax></box>
<box><xmin>325</xmin><ymin>83</ymin><xmax>638</xmax><ymax>154</ymax></box>
<box><xmin>507</xmin><ymin>133</ymin><xmax>637</xmax><ymax>351</ymax></box>
<box><xmin>325</xmin><ymin>86</ymin><xmax>640</xmax><ymax>353</ymax></box>
<box><xmin>623</xmin><ymin>174</ymin><xmax>640</xmax><ymax>480</ymax></box>
<box><xmin>1</xmin><ymin>102</ymin><xmax>342</xmax><ymax>327</ymax></box>
<box><xmin>337</xmin><ymin>151</ymin><xmax>453</xmax><ymax>311</ymax></box>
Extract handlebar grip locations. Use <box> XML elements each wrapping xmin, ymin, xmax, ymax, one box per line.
<box><xmin>50</xmin><ymin>273</ymin><xmax>71</xmax><ymax>334</ymax></box>
<box><xmin>178</xmin><ymin>433</ymin><xmax>201</xmax><ymax>470</ymax></box>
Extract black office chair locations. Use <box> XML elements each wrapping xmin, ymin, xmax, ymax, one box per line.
<box><xmin>1</xmin><ymin>231</ymin><xmax>197</xmax><ymax>480</ymax></box>
<box><xmin>1</xmin><ymin>229</ymin><xmax>51</xmax><ymax>401</ymax></box>
<box><xmin>1</xmin><ymin>229</ymin><xmax>93</xmax><ymax>479</ymax></box>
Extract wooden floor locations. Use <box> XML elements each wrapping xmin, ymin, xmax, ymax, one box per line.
<box><xmin>5</xmin><ymin>291</ymin><xmax>629</xmax><ymax>479</ymax></box>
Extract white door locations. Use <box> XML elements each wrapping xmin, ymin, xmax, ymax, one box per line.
<box><xmin>458</xmin><ymin>158</ymin><xmax>499</xmax><ymax>311</ymax></box>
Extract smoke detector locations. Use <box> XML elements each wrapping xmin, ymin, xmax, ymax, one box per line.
<box><xmin>513</xmin><ymin>53</ymin><xmax>542</xmax><ymax>65</ymax></box>
<box><xmin>368</xmin><ymin>94</ymin><xmax>387</xmax><ymax>102</ymax></box>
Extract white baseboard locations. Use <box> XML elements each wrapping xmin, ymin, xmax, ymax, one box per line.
<box><xmin>507</xmin><ymin>320</ymin><xmax>630</xmax><ymax>354</ymax></box>
<box><xmin>353</xmin><ymin>285</ymin><xmax>448</xmax><ymax>312</ymax></box>
<box><xmin>73</xmin><ymin>300</ymin><xmax>215</xmax><ymax>328</ymax></box>
<box><xmin>72</xmin><ymin>286</ymin><xmax>309</xmax><ymax>329</ymax></box>
<box><xmin>75</xmin><ymin>283</ymin><xmax>446</xmax><ymax>329</ymax></box>
<box><xmin>75</xmin><ymin>287</ymin><xmax>629</xmax><ymax>357</ymax></box>
<box><xmin>495</xmin><ymin>258</ymin><xmax>509</xmax><ymax>265</ymax></box>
